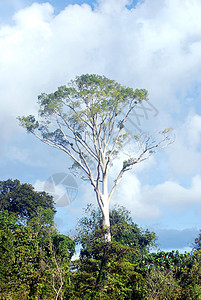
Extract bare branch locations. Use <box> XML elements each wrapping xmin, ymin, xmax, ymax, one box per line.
<box><xmin>58</xmin><ymin>113</ymin><xmax>99</xmax><ymax>163</ymax></box>
<box><xmin>31</xmin><ymin>131</ymin><xmax>91</xmax><ymax>177</ymax></box>
<box><xmin>108</xmin><ymin>133</ymin><xmax>174</xmax><ymax>202</ymax></box>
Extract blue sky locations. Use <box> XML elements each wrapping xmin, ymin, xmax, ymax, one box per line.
<box><xmin>1</xmin><ymin>0</ymin><xmax>201</xmax><ymax>252</ymax></box>
<box><xmin>0</xmin><ymin>0</ymin><xmax>93</xmax><ymax>24</ymax></box>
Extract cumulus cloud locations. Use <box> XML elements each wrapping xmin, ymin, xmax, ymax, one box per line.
<box><xmin>112</xmin><ymin>172</ymin><xmax>162</xmax><ymax>220</ymax></box>
<box><xmin>112</xmin><ymin>172</ymin><xmax>201</xmax><ymax>220</ymax></box>
<box><xmin>1</xmin><ymin>0</ymin><xmax>201</xmax><ymax>116</ymax></box>
<box><xmin>144</xmin><ymin>174</ymin><xmax>201</xmax><ymax>208</ymax></box>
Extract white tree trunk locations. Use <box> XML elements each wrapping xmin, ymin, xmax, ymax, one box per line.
<box><xmin>102</xmin><ymin>206</ymin><xmax>111</xmax><ymax>241</ymax></box>
<box><xmin>101</xmin><ymin>192</ymin><xmax>111</xmax><ymax>242</ymax></box>
<box><xmin>101</xmin><ymin>172</ymin><xmax>111</xmax><ymax>241</ymax></box>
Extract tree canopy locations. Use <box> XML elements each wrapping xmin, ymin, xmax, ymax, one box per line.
<box><xmin>0</xmin><ymin>179</ymin><xmax>56</xmax><ymax>223</ymax></box>
<box><xmin>76</xmin><ymin>204</ymin><xmax>156</xmax><ymax>254</ymax></box>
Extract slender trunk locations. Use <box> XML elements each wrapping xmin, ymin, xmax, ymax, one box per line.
<box><xmin>96</xmin><ymin>165</ymin><xmax>111</xmax><ymax>241</ymax></box>
<box><xmin>102</xmin><ymin>201</ymin><xmax>111</xmax><ymax>242</ymax></box>
<box><xmin>101</xmin><ymin>170</ymin><xmax>111</xmax><ymax>242</ymax></box>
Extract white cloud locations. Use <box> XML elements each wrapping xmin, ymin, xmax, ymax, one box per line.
<box><xmin>1</xmin><ymin>0</ymin><xmax>200</xmax><ymax>123</ymax></box>
<box><xmin>167</xmin><ymin>112</ymin><xmax>201</xmax><ymax>175</ymax></box>
<box><xmin>112</xmin><ymin>172</ymin><xmax>201</xmax><ymax>220</ymax></box>
<box><xmin>13</xmin><ymin>2</ymin><xmax>54</xmax><ymax>28</ymax></box>
<box><xmin>144</xmin><ymin>174</ymin><xmax>201</xmax><ymax>208</ymax></box>
<box><xmin>186</xmin><ymin>113</ymin><xmax>201</xmax><ymax>147</ymax></box>
<box><xmin>112</xmin><ymin>172</ymin><xmax>162</xmax><ymax>220</ymax></box>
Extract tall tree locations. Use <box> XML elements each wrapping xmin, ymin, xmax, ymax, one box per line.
<box><xmin>18</xmin><ymin>74</ymin><xmax>173</xmax><ymax>241</ymax></box>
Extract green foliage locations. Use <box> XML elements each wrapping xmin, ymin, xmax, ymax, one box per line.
<box><xmin>76</xmin><ymin>204</ymin><xmax>156</xmax><ymax>255</ymax></box>
<box><xmin>73</xmin><ymin>219</ymin><xmax>201</xmax><ymax>300</ymax></box>
<box><xmin>0</xmin><ymin>209</ymin><xmax>75</xmax><ymax>300</ymax></box>
<box><xmin>0</xmin><ymin>179</ymin><xmax>75</xmax><ymax>300</ymax></box>
<box><xmin>123</xmin><ymin>157</ymin><xmax>136</xmax><ymax>169</ymax></box>
<box><xmin>1</xmin><ymin>202</ymin><xmax>201</xmax><ymax>299</ymax></box>
<box><xmin>110</xmin><ymin>206</ymin><xmax>156</xmax><ymax>254</ymax></box>
<box><xmin>52</xmin><ymin>233</ymin><xmax>75</xmax><ymax>260</ymax></box>
<box><xmin>19</xmin><ymin>74</ymin><xmax>148</xmax><ymax>131</ymax></box>
<box><xmin>0</xmin><ymin>210</ymin><xmax>44</xmax><ymax>299</ymax></box>
<box><xmin>18</xmin><ymin>74</ymin><xmax>149</xmax><ymax>170</ymax></box>
<box><xmin>71</xmin><ymin>240</ymin><xmax>141</xmax><ymax>300</ymax></box>
<box><xmin>18</xmin><ymin>115</ymin><xmax>39</xmax><ymax>133</ymax></box>
<box><xmin>135</xmin><ymin>250</ymin><xmax>201</xmax><ymax>299</ymax></box>
<box><xmin>2</xmin><ymin>178</ymin><xmax>201</xmax><ymax>299</ymax></box>
<box><xmin>0</xmin><ymin>179</ymin><xmax>56</xmax><ymax>223</ymax></box>
<box><xmin>69</xmin><ymin>206</ymin><xmax>152</xmax><ymax>299</ymax></box>
<box><xmin>69</xmin><ymin>205</ymin><xmax>158</xmax><ymax>299</ymax></box>
<box><xmin>177</xmin><ymin>250</ymin><xmax>201</xmax><ymax>299</ymax></box>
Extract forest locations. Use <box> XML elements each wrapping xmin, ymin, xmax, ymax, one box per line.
<box><xmin>1</xmin><ymin>179</ymin><xmax>201</xmax><ymax>300</ymax></box>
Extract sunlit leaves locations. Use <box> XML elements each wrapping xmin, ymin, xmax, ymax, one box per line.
<box><xmin>18</xmin><ymin>115</ymin><xmax>39</xmax><ymax>133</ymax></box>
<box><xmin>123</xmin><ymin>157</ymin><xmax>136</xmax><ymax>169</ymax></box>
<box><xmin>18</xmin><ymin>74</ymin><xmax>148</xmax><ymax>149</ymax></box>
